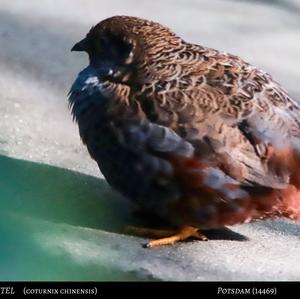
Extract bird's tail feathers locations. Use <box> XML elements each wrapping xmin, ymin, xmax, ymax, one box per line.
<box><xmin>167</xmin><ymin>155</ymin><xmax>300</xmax><ymax>228</ymax></box>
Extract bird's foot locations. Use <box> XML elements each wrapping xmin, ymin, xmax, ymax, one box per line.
<box><xmin>125</xmin><ymin>225</ymin><xmax>208</xmax><ymax>248</ymax></box>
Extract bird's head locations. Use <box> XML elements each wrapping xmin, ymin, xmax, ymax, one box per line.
<box><xmin>71</xmin><ymin>16</ymin><xmax>182</xmax><ymax>83</ymax></box>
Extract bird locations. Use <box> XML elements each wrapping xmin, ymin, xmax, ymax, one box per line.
<box><xmin>69</xmin><ymin>15</ymin><xmax>300</xmax><ymax>248</ymax></box>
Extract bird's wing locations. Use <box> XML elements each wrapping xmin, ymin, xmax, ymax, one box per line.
<box><xmin>135</xmin><ymin>46</ymin><xmax>300</xmax><ymax>188</ymax></box>
<box><xmin>115</xmin><ymin>119</ymin><xmax>300</xmax><ymax>227</ymax></box>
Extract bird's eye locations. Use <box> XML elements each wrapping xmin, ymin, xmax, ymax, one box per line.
<box><xmin>99</xmin><ymin>32</ymin><xmax>134</xmax><ymax>65</ymax></box>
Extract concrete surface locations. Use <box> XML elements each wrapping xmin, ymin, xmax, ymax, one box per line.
<box><xmin>0</xmin><ymin>0</ymin><xmax>300</xmax><ymax>280</ymax></box>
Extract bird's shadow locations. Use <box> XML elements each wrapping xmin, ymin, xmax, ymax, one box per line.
<box><xmin>0</xmin><ymin>154</ymin><xmax>132</xmax><ymax>233</ymax></box>
<box><xmin>0</xmin><ymin>154</ymin><xmax>246</xmax><ymax>241</ymax></box>
<box><xmin>129</xmin><ymin>211</ymin><xmax>248</xmax><ymax>241</ymax></box>
<box><xmin>0</xmin><ymin>155</ymin><xmax>161</xmax><ymax>280</ymax></box>
<box><xmin>202</xmin><ymin>227</ymin><xmax>248</xmax><ymax>241</ymax></box>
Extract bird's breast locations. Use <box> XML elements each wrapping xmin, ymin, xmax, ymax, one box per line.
<box><xmin>68</xmin><ymin>68</ymin><xmax>167</xmax><ymax>204</ymax></box>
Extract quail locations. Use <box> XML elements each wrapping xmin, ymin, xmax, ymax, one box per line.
<box><xmin>69</xmin><ymin>16</ymin><xmax>300</xmax><ymax>247</ymax></box>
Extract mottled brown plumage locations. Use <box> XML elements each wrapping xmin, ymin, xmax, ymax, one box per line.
<box><xmin>69</xmin><ymin>16</ymin><xmax>300</xmax><ymax>246</ymax></box>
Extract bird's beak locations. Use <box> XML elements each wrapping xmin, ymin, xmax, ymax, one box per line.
<box><xmin>71</xmin><ymin>37</ymin><xmax>88</xmax><ymax>52</ymax></box>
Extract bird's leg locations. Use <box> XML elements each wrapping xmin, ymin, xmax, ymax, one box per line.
<box><xmin>146</xmin><ymin>226</ymin><xmax>208</xmax><ymax>248</ymax></box>
<box><xmin>125</xmin><ymin>225</ymin><xmax>208</xmax><ymax>248</ymax></box>
<box><xmin>125</xmin><ymin>225</ymin><xmax>177</xmax><ymax>238</ymax></box>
